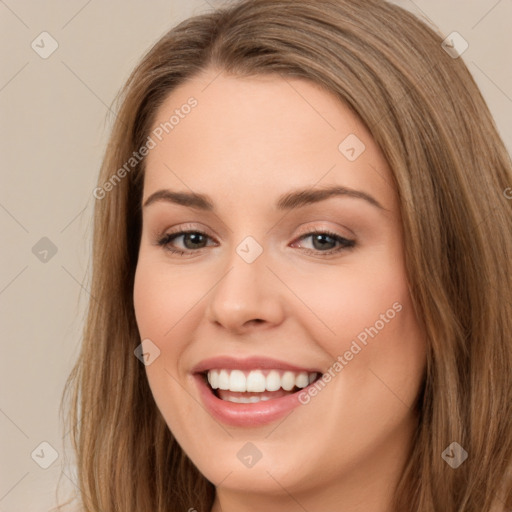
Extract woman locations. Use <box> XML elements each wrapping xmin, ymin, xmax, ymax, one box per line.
<box><xmin>58</xmin><ymin>0</ymin><xmax>512</xmax><ymax>510</ymax></box>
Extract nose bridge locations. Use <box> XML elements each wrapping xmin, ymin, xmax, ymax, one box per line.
<box><xmin>205</xmin><ymin>232</ymin><xmax>285</xmax><ymax>331</ymax></box>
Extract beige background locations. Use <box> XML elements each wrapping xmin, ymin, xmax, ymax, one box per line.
<box><xmin>1</xmin><ymin>0</ymin><xmax>511</xmax><ymax>510</ymax></box>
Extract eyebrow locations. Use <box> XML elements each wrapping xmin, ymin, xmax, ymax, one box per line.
<box><xmin>142</xmin><ymin>185</ymin><xmax>385</xmax><ymax>211</ymax></box>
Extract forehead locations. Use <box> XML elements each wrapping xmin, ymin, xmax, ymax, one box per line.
<box><xmin>143</xmin><ymin>70</ymin><xmax>396</xmax><ymax>212</ymax></box>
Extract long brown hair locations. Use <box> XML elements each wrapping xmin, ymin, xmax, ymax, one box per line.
<box><xmin>55</xmin><ymin>0</ymin><xmax>512</xmax><ymax>510</ymax></box>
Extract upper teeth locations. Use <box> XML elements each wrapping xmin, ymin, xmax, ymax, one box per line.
<box><xmin>207</xmin><ymin>369</ymin><xmax>317</xmax><ymax>393</ymax></box>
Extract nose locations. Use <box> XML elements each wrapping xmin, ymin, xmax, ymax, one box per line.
<box><xmin>205</xmin><ymin>246</ymin><xmax>286</xmax><ymax>334</ymax></box>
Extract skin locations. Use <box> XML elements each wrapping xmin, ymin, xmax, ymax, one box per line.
<box><xmin>133</xmin><ymin>69</ymin><xmax>427</xmax><ymax>512</ymax></box>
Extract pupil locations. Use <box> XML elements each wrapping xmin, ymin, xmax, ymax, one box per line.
<box><xmin>313</xmin><ymin>234</ymin><xmax>334</xmax><ymax>250</ymax></box>
<box><xmin>185</xmin><ymin>233</ymin><xmax>205</xmax><ymax>249</ymax></box>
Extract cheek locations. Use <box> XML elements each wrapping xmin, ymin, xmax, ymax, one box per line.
<box><xmin>133</xmin><ymin>257</ymin><xmax>204</xmax><ymax>341</ymax></box>
<box><xmin>132</xmin><ymin>258</ymin><xmax>197</xmax><ymax>394</ymax></box>
<box><xmin>132</xmin><ymin>256</ymin><xmax>217</xmax><ymax>408</ymax></box>
<box><xmin>293</xmin><ymin>249</ymin><xmax>426</xmax><ymax>394</ymax></box>
<box><xmin>288</xmin><ymin>250</ymin><xmax>410</xmax><ymax>346</ymax></box>
<box><xmin>133</xmin><ymin>260</ymin><xmax>203</xmax><ymax>434</ymax></box>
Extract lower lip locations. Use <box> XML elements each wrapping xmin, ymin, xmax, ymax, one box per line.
<box><xmin>194</xmin><ymin>374</ymin><xmax>308</xmax><ymax>427</ymax></box>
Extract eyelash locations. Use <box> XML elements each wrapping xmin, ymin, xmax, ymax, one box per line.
<box><xmin>156</xmin><ymin>228</ymin><xmax>356</xmax><ymax>257</ymax></box>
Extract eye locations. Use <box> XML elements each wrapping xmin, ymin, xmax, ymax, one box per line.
<box><xmin>156</xmin><ymin>230</ymin><xmax>215</xmax><ymax>256</ymax></box>
<box><xmin>156</xmin><ymin>228</ymin><xmax>356</xmax><ymax>257</ymax></box>
<box><xmin>292</xmin><ymin>230</ymin><xmax>356</xmax><ymax>255</ymax></box>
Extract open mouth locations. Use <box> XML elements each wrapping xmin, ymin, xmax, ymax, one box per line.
<box><xmin>200</xmin><ymin>368</ymin><xmax>322</xmax><ymax>403</ymax></box>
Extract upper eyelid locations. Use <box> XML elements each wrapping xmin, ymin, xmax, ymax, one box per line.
<box><xmin>161</xmin><ymin>225</ymin><xmax>354</xmax><ymax>239</ymax></box>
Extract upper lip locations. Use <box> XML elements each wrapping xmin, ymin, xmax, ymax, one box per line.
<box><xmin>191</xmin><ymin>356</ymin><xmax>321</xmax><ymax>374</ymax></box>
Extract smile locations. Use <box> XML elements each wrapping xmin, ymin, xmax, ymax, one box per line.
<box><xmin>192</xmin><ymin>357</ymin><xmax>322</xmax><ymax>427</ymax></box>
<box><xmin>207</xmin><ymin>369</ymin><xmax>318</xmax><ymax>402</ymax></box>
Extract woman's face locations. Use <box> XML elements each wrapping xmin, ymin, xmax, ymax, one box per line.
<box><xmin>133</xmin><ymin>70</ymin><xmax>427</xmax><ymax>507</ymax></box>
